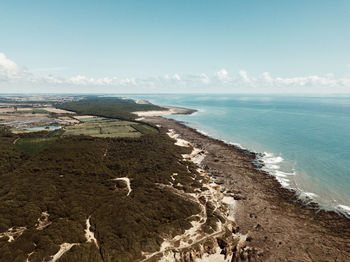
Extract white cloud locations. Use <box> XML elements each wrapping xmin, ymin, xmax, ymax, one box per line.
<box><xmin>238</xmin><ymin>70</ymin><xmax>250</xmax><ymax>83</ymax></box>
<box><xmin>0</xmin><ymin>53</ymin><xmax>19</xmax><ymax>73</ymax></box>
<box><xmin>215</xmin><ymin>69</ymin><xmax>229</xmax><ymax>81</ymax></box>
<box><xmin>172</xmin><ymin>73</ymin><xmax>181</xmax><ymax>81</ymax></box>
<box><xmin>0</xmin><ymin>53</ymin><xmax>31</xmax><ymax>81</ymax></box>
<box><xmin>264</xmin><ymin>74</ymin><xmax>338</xmax><ymax>88</ymax></box>
<box><xmin>1</xmin><ymin>52</ymin><xmax>350</xmax><ymax>93</ymax></box>
<box><xmin>199</xmin><ymin>73</ymin><xmax>210</xmax><ymax>84</ymax></box>
<box><xmin>164</xmin><ymin>74</ymin><xmax>181</xmax><ymax>81</ymax></box>
<box><xmin>262</xmin><ymin>72</ymin><xmax>273</xmax><ymax>83</ymax></box>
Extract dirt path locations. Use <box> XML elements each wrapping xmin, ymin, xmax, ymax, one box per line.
<box><xmin>85</xmin><ymin>216</ymin><xmax>99</xmax><ymax>248</ymax></box>
<box><xmin>112</xmin><ymin>177</ymin><xmax>132</xmax><ymax>196</ymax></box>
<box><xmin>49</xmin><ymin>243</ymin><xmax>78</xmax><ymax>262</ymax></box>
<box><xmin>13</xmin><ymin>137</ymin><xmax>20</xmax><ymax>144</ymax></box>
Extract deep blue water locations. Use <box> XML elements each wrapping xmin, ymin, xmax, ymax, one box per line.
<box><xmin>128</xmin><ymin>94</ymin><xmax>350</xmax><ymax>215</ymax></box>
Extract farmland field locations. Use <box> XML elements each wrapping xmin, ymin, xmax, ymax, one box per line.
<box><xmin>63</xmin><ymin>118</ymin><xmax>157</xmax><ymax>138</ymax></box>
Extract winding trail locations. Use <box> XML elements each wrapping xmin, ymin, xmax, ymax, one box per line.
<box><xmin>112</xmin><ymin>177</ymin><xmax>132</xmax><ymax>196</ymax></box>
<box><xmin>49</xmin><ymin>243</ymin><xmax>78</xmax><ymax>262</ymax></box>
<box><xmin>85</xmin><ymin>216</ymin><xmax>99</xmax><ymax>248</ymax></box>
<box><xmin>13</xmin><ymin>137</ymin><xmax>20</xmax><ymax>144</ymax></box>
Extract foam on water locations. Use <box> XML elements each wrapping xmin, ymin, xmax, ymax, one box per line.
<box><xmin>336</xmin><ymin>205</ymin><xmax>350</xmax><ymax>216</ymax></box>
<box><xmin>196</xmin><ymin>129</ymin><xmax>208</xmax><ymax>136</ymax></box>
<box><xmin>260</xmin><ymin>152</ymin><xmax>293</xmax><ymax>186</ymax></box>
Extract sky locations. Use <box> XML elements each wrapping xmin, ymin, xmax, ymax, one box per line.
<box><xmin>0</xmin><ymin>0</ymin><xmax>350</xmax><ymax>93</ymax></box>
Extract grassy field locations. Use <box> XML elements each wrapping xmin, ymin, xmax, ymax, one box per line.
<box><xmin>63</xmin><ymin>118</ymin><xmax>157</xmax><ymax>138</ymax></box>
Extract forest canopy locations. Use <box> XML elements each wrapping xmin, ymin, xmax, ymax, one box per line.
<box><xmin>57</xmin><ymin>97</ymin><xmax>165</xmax><ymax>120</ymax></box>
<box><xmin>0</xmin><ymin>99</ymin><xmax>208</xmax><ymax>262</ymax></box>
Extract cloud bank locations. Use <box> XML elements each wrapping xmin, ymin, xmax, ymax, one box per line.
<box><xmin>1</xmin><ymin>52</ymin><xmax>350</xmax><ymax>93</ymax></box>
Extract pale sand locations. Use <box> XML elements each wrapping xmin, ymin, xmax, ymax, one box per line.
<box><xmin>133</xmin><ymin>106</ymin><xmax>195</xmax><ymax>117</ymax></box>
<box><xmin>195</xmin><ymin>247</ymin><xmax>233</xmax><ymax>262</ymax></box>
<box><xmin>133</xmin><ymin>109</ymin><xmax>176</xmax><ymax>117</ymax></box>
<box><xmin>139</xmin><ymin>129</ymin><xmax>239</xmax><ymax>262</ymax></box>
<box><xmin>26</xmin><ymin>251</ymin><xmax>34</xmax><ymax>262</ymax></box>
<box><xmin>49</xmin><ymin>243</ymin><xmax>78</xmax><ymax>262</ymax></box>
<box><xmin>73</xmin><ymin>115</ymin><xmax>96</xmax><ymax>120</ymax></box>
<box><xmin>41</xmin><ymin>107</ymin><xmax>76</xmax><ymax>114</ymax></box>
<box><xmin>112</xmin><ymin>177</ymin><xmax>132</xmax><ymax>196</ymax></box>
<box><xmin>167</xmin><ymin>129</ymin><xmax>191</xmax><ymax>147</ymax></box>
<box><xmin>85</xmin><ymin>217</ymin><xmax>99</xmax><ymax>248</ymax></box>
<box><xmin>0</xmin><ymin>108</ymin><xmax>15</xmax><ymax>113</ymax></box>
<box><xmin>35</xmin><ymin>211</ymin><xmax>51</xmax><ymax>230</ymax></box>
<box><xmin>222</xmin><ymin>196</ymin><xmax>236</xmax><ymax>221</ymax></box>
<box><xmin>0</xmin><ymin>226</ymin><xmax>27</xmax><ymax>242</ymax></box>
<box><xmin>134</xmin><ymin>99</ymin><xmax>150</xmax><ymax>104</ymax></box>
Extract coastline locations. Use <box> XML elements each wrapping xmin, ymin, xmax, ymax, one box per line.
<box><xmin>135</xmin><ymin>106</ymin><xmax>350</xmax><ymax>261</ymax></box>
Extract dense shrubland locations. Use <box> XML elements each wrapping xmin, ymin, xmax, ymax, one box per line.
<box><xmin>0</xmin><ymin>98</ymin><xmax>210</xmax><ymax>261</ymax></box>
<box><xmin>0</xmin><ymin>128</ymin><xmax>203</xmax><ymax>261</ymax></box>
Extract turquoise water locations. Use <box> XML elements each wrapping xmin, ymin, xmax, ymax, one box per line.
<box><xmin>128</xmin><ymin>94</ymin><xmax>350</xmax><ymax>215</ymax></box>
<box><xmin>24</xmin><ymin>126</ymin><xmax>61</xmax><ymax>131</ymax></box>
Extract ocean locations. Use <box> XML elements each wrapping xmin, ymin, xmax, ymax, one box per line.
<box><xmin>128</xmin><ymin>94</ymin><xmax>350</xmax><ymax>216</ymax></box>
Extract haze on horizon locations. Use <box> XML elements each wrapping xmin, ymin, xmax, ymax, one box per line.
<box><xmin>0</xmin><ymin>0</ymin><xmax>350</xmax><ymax>94</ymax></box>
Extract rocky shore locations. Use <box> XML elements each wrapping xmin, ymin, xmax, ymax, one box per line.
<box><xmin>144</xmin><ymin>116</ymin><xmax>350</xmax><ymax>261</ymax></box>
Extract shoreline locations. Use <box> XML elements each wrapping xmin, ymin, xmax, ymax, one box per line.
<box><xmin>138</xmin><ymin>109</ymin><xmax>350</xmax><ymax>261</ymax></box>
<box><xmin>163</xmin><ymin>117</ymin><xmax>350</xmax><ymax>217</ymax></box>
<box><xmin>135</xmin><ymin>104</ymin><xmax>350</xmax><ymax>218</ymax></box>
<box><xmin>189</xmin><ymin>126</ymin><xmax>350</xmax><ymax>218</ymax></box>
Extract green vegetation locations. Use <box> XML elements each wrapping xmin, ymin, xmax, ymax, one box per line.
<box><xmin>0</xmin><ymin>129</ymin><xmax>203</xmax><ymax>261</ymax></box>
<box><xmin>31</xmin><ymin>109</ymin><xmax>49</xmax><ymax>114</ymax></box>
<box><xmin>58</xmin><ymin>97</ymin><xmax>164</xmax><ymax>120</ymax></box>
<box><xmin>0</xmin><ymin>127</ymin><xmax>24</xmax><ymax>176</ymax></box>
<box><xmin>14</xmin><ymin>129</ymin><xmax>64</xmax><ymax>155</ymax></box>
<box><xmin>0</xmin><ymin>98</ymin><xmax>212</xmax><ymax>262</ymax></box>
<box><xmin>63</xmin><ymin>118</ymin><xmax>157</xmax><ymax>138</ymax></box>
<box><xmin>79</xmin><ymin>117</ymin><xmax>106</xmax><ymax>122</ymax></box>
<box><xmin>131</xmin><ymin>124</ymin><xmax>157</xmax><ymax>135</ymax></box>
<box><xmin>15</xmin><ymin>137</ymin><xmax>58</xmax><ymax>155</ymax></box>
<box><xmin>15</xmin><ymin>109</ymin><xmax>49</xmax><ymax>114</ymax></box>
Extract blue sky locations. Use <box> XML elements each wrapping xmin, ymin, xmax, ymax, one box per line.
<box><xmin>0</xmin><ymin>0</ymin><xmax>350</xmax><ymax>93</ymax></box>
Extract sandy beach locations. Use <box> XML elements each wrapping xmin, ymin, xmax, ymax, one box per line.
<box><xmin>141</xmin><ymin>112</ymin><xmax>350</xmax><ymax>261</ymax></box>
<box><xmin>133</xmin><ymin>106</ymin><xmax>196</xmax><ymax>119</ymax></box>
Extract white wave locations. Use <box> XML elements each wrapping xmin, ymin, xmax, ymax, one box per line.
<box><xmin>263</xmin><ymin>155</ymin><xmax>284</xmax><ymax>164</ymax></box>
<box><xmin>274</xmin><ymin>170</ymin><xmax>295</xmax><ymax>178</ymax></box>
<box><xmin>258</xmin><ymin>152</ymin><xmax>294</xmax><ymax>189</ymax></box>
<box><xmin>304</xmin><ymin>192</ymin><xmax>318</xmax><ymax>198</ymax></box>
<box><xmin>274</xmin><ymin>171</ymin><xmax>287</xmax><ymax>178</ymax></box>
<box><xmin>263</xmin><ymin>152</ymin><xmax>274</xmax><ymax>158</ymax></box>
<box><xmin>337</xmin><ymin>205</ymin><xmax>350</xmax><ymax>214</ymax></box>
<box><xmin>275</xmin><ymin>177</ymin><xmax>290</xmax><ymax>187</ymax></box>
<box><xmin>227</xmin><ymin>141</ymin><xmax>247</xmax><ymax>150</ymax></box>
<box><xmin>299</xmin><ymin>192</ymin><xmax>318</xmax><ymax>199</ymax></box>
<box><xmin>264</xmin><ymin>164</ymin><xmax>280</xmax><ymax>170</ymax></box>
<box><xmin>196</xmin><ymin>129</ymin><xmax>208</xmax><ymax>136</ymax></box>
